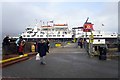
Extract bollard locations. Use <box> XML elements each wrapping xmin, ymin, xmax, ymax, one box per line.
<box><xmin>67</xmin><ymin>42</ymin><xmax>70</xmax><ymax>45</ymax></box>
<box><xmin>118</xmin><ymin>44</ymin><xmax>120</xmax><ymax>52</ymax></box>
<box><xmin>95</xmin><ymin>46</ymin><xmax>97</xmax><ymax>51</ymax></box>
<box><xmin>55</xmin><ymin>43</ymin><xmax>61</xmax><ymax>47</ymax></box>
<box><xmin>99</xmin><ymin>47</ymin><xmax>107</xmax><ymax>60</ymax></box>
<box><xmin>31</xmin><ymin>44</ymin><xmax>35</xmax><ymax>52</ymax></box>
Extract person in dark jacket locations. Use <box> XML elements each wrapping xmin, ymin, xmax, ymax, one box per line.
<box><xmin>37</xmin><ymin>39</ymin><xmax>47</xmax><ymax>65</ymax></box>
<box><xmin>46</xmin><ymin>39</ymin><xmax>50</xmax><ymax>53</ymax></box>
<box><xmin>2</xmin><ymin>35</ymin><xmax>10</xmax><ymax>55</ymax></box>
<box><xmin>80</xmin><ymin>39</ymin><xmax>83</xmax><ymax>48</ymax></box>
<box><xmin>77</xmin><ymin>39</ymin><xmax>80</xmax><ymax>48</ymax></box>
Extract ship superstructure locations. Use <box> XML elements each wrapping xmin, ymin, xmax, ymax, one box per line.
<box><xmin>21</xmin><ymin>23</ymin><xmax>72</xmax><ymax>40</ymax></box>
<box><xmin>72</xmin><ymin>27</ymin><xmax>117</xmax><ymax>39</ymax></box>
<box><xmin>72</xmin><ymin>26</ymin><xmax>117</xmax><ymax>44</ymax></box>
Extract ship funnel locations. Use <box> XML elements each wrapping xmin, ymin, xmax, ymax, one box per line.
<box><xmin>83</xmin><ymin>17</ymin><xmax>94</xmax><ymax>32</ymax></box>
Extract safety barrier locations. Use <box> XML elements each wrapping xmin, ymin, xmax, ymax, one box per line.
<box><xmin>2</xmin><ymin>42</ymin><xmax>35</xmax><ymax>55</ymax></box>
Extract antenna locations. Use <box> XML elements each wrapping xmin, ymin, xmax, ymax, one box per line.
<box><xmin>85</xmin><ymin>17</ymin><xmax>89</xmax><ymax>24</ymax></box>
<box><xmin>35</xmin><ymin>19</ymin><xmax>37</xmax><ymax>24</ymax></box>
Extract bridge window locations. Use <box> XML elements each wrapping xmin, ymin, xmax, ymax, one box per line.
<box><xmin>41</xmin><ymin>32</ymin><xmax>44</xmax><ymax>34</ymax></box>
<box><xmin>49</xmin><ymin>35</ymin><xmax>52</xmax><ymax>37</ymax></box>
<box><xmin>27</xmin><ymin>35</ymin><xmax>30</xmax><ymax>37</ymax></box>
<box><xmin>63</xmin><ymin>32</ymin><xmax>67</xmax><ymax>34</ymax></box>
<box><xmin>37</xmin><ymin>35</ymin><xmax>39</xmax><ymax>37</ymax></box>
<box><xmin>57</xmin><ymin>35</ymin><xmax>60</xmax><ymax>37</ymax></box>
<box><xmin>27</xmin><ymin>31</ymin><xmax>33</xmax><ymax>33</ymax></box>
<box><xmin>23</xmin><ymin>35</ymin><xmax>26</xmax><ymax>37</ymax></box>
<box><xmin>53</xmin><ymin>35</ymin><xmax>56</xmax><ymax>37</ymax></box>
<box><xmin>40</xmin><ymin>35</ymin><xmax>43</xmax><ymax>37</ymax></box>
<box><xmin>58</xmin><ymin>32</ymin><xmax>60</xmax><ymax>34</ymax></box>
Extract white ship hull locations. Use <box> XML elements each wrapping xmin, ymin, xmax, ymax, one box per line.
<box><xmin>17</xmin><ymin>22</ymin><xmax>118</xmax><ymax>45</ymax></box>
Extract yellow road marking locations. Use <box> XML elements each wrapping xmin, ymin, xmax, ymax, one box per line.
<box><xmin>0</xmin><ymin>54</ymin><xmax>28</xmax><ymax>64</ymax></box>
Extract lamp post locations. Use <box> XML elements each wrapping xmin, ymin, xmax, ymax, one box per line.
<box><xmin>89</xmin><ymin>29</ymin><xmax>94</xmax><ymax>55</ymax></box>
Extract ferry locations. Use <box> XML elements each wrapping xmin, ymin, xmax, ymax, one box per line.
<box><xmin>20</xmin><ymin>22</ymin><xmax>73</xmax><ymax>41</ymax></box>
<box><xmin>16</xmin><ymin>19</ymin><xmax>118</xmax><ymax>45</ymax></box>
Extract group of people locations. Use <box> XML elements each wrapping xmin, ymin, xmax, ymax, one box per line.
<box><xmin>16</xmin><ymin>36</ymin><xmax>50</xmax><ymax>64</ymax></box>
<box><xmin>77</xmin><ymin>38</ymin><xmax>87</xmax><ymax>49</ymax></box>
<box><xmin>78</xmin><ymin>38</ymin><xmax>84</xmax><ymax>48</ymax></box>
<box><xmin>2</xmin><ymin>35</ymin><xmax>25</xmax><ymax>56</ymax></box>
<box><xmin>3</xmin><ymin>35</ymin><xmax>50</xmax><ymax>65</ymax></box>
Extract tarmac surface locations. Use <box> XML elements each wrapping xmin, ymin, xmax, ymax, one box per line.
<box><xmin>2</xmin><ymin>43</ymin><xmax>118</xmax><ymax>78</ymax></box>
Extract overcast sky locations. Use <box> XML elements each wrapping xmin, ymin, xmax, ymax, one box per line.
<box><xmin>1</xmin><ymin>0</ymin><xmax>119</xmax><ymax>38</ymax></box>
<box><xmin>118</xmin><ymin>2</ymin><xmax>120</xmax><ymax>34</ymax></box>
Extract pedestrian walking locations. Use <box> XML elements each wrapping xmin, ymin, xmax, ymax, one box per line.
<box><xmin>77</xmin><ymin>39</ymin><xmax>81</xmax><ymax>48</ymax></box>
<box><xmin>80</xmin><ymin>39</ymin><xmax>83</xmax><ymax>48</ymax></box>
<box><xmin>37</xmin><ymin>39</ymin><xmax>47</xmax><ymax>65</ymax></box>
<box><xmin>46</xmin><ymin>39</ymin><xmax>50</xmax><ymax>53</ymax></box>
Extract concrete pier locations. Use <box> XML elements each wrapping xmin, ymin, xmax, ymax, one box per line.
<box><xmin>2</xmin><ymin>43</ymin><xmax>118</xmax><ymax>78</ymax></box>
